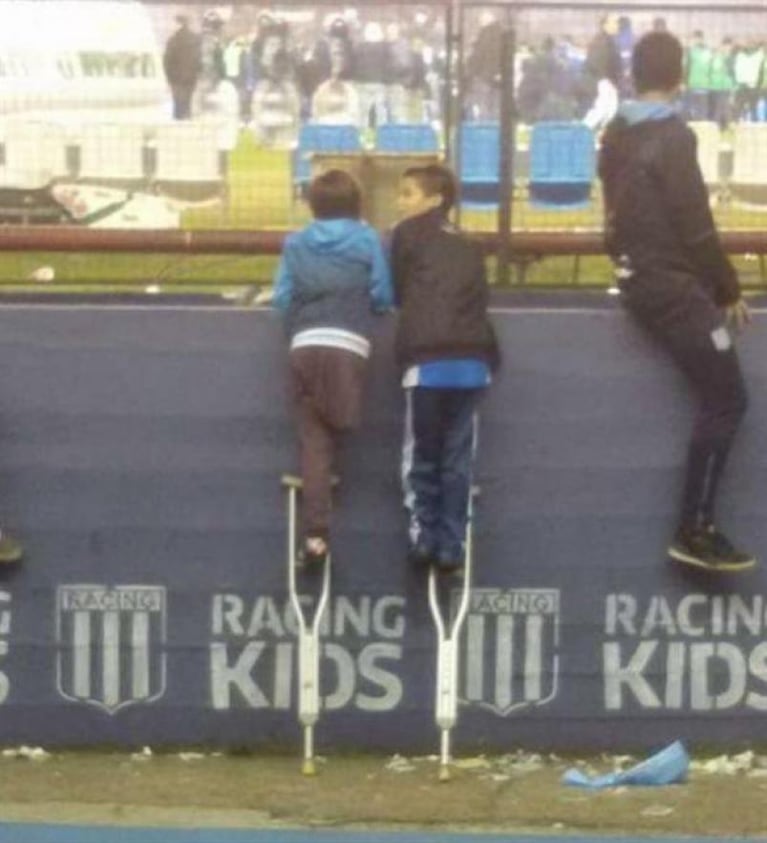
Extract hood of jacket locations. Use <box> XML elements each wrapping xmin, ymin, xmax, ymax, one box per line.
<box><xmin>297</xmin><ymin>218</ymin><xmax>374</xmax><ymax>259</ymax></box>
<box><xmin>615</xmin><ymin>99</ymin><xmax>679</xmax><ymax>126</ymax></box>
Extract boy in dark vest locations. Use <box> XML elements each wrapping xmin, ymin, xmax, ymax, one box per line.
<box><xmin>599</xmin><ymin>31</ymin><xmax>754</xmax><ymax>571</ymax></box>
<box><xmin>390</xmin><ymin>164</ymin><xmax>499</xmax><ymax>573</ymax></box>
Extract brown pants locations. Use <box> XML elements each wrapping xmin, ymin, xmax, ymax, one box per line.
<box><xmin>290</xmin><ymin>345</ymin><xmax>367</xmax><ymax>538</ymax></box>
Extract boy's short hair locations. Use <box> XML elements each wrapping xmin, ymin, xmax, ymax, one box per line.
<box><xmin>402</xmin><ymin>164</ymin><xmax>457</xmax><ymax>213</ymax></box>
<box><xmin>307</xmin><ymin>169</ymin><xmax>361</xmax><ymax>219</ymax></box>
<box><xmin>632</xmin><ymin>31</ymin><xmax>684</xmax><ymax>94</ymax></box>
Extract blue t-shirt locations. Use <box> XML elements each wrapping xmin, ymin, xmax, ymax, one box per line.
<box><xmin>402</xmin><ymin>358</ymin><xmax>491</xmax><ymax>388</ymax></box>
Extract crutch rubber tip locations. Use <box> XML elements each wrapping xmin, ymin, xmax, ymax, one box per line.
<box><xmin>302</xmin><ymin>759</ymin><xmax>317</xmax><ymax>776</ymax></box>
<box><xmin>438</xmin><ymin>765</ymin><xmax>451</xmax><ymax>782</ymax></box>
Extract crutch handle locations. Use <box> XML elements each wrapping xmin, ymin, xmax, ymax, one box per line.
<box><xmin>281</xmin><ymin>473</ymin><xmax>340</xmax><ymax>490</ymax></box>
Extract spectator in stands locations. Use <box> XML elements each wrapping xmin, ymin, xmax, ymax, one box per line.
<box><xmin>251</xmin><ymin>15</ymin><xmax>286</xmax><ymax>81</ymax></box>
<box><xmin>558</xmin><ymin>34</ymin><xmax>588</xmax><ymax>114</ymax></box>
<box><xmin>418</xmin><ymin>34</ymin><xmax>444</xmax><ymax>126</ymax></box>
<box><xmin>311</xmin><ymin>40</ymin><xmax>360</xmax><ymax>125</ymax></box>
<box><xmin>297</xmin><ymin>18</ymin><xmax>356</xmax><ymax>118</ymax></box>
<box><xmin>733</xmin><ymin>40</ymin><xmax>764</xmax><ymax>121</ymax></box>
<box><xmin>325</xmin><ymin>17</ymin><xmax>357</xmax><ymax>82</ymax></box>
<box><xmin>251</xmin><ymin>49</ymin><xmax>300</xmax><ymax>148</ymax></box>
<box><xmin>615</xmin><ymin>16</ymin><xmax>636</xmax><ymax>97</ymax></box>
<box><xmin>294</xmin><ymin>40</ymin><xmax>324</xmax><ymax>116</ymax></box>
<box><xmin>560</xmin><ymin>33</ymin><xmax>586</xmax><ymax>69</ymax></box>
<box><xmin>195</xmin><ymin>9</ymin><xmax>227</xmax><ymax>116</ymax></box>
<box><xmin>201</xmin><ymin>10</ymin><xmax>226</xmax><ymax>82</ymax></box>
<box><xmin>685</xmin><ymin>30</ymin><xmax>712</xmax><ymax>121</ymax></box>
<box><xmin>355</xmin><ymin>21</ymin><xmax>392</xmax><ymax>130</ymax></box>
<box><xmin>518</xmin><ymin>37</ymin><xmax>577</xmax><ymax>123</ymax></box>
<box><xmin>273</xmin><ymin>170</ymin><xmax>393</xmax><ymax>567</ymax></box>
<box><xmin>401</xmin><ymin>7</ymin><xmax>444</xmax><ymax>125</ymax></box>
<box><xmin>466</xmin><ymin>11</ymin><xmax>502</xmax><ymax>120</ymax></box>
<box><xmin>390</xmin><ymin>164</ymin><xmax>499</xmax><ymax>573</ymax></box>
<box><xmin>386</xmin><ymin>22</ymin><xmax>428</xmax><ymax>124</ymax></box>
<box><xmin>513</xmin><ymin>42</ymin><xmax>534</xmax><ymax>104</ymax></box>
<box><xmin>163</xmin><ymin>15</ymin><xmax>202</xmax><ymax>120</ymax></box>
<box><xmin>582</xmin><ymin>14</ymin><xmax>622</xmax><ymax>130</ymax></box>
<box><xmin>515</xmin><ymin>44</ymin><xmax>539</xmax><ymax>123</ymax></box>
<box><xmin>255</xmin><ymin>23</ymin><xmax>291</xmax><ymax>83</ymax></box>
<box><xmin>599</xmin><ymin>31</ymin><xmax>754</xmax><ymax>572</ymax></box>
<box><xmin>223</xmin><ymin>35</ymin><xmax>255</xmax><ymax>124</ymax></box>
<box><xmin>709</xmin><ymin>37</ymin><xmax>736</xmax><ymax>128</ymax></box>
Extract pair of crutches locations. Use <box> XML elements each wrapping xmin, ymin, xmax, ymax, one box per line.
<box><xmin>283</xmin><ymin>473</ymin><xmax>476</xmax><ymax>781</ymax></box>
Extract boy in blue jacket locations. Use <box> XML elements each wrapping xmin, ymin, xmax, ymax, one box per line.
<box><xmin>274</xmin><ymin>169</ymin><xmax>393</xmax><ymax>566</ymax></box>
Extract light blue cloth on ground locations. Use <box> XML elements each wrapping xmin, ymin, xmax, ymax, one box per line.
<box><xmin>562</xmin><ymin>740</ymin><xmax>689</xmax><ymax>789</ymax></box>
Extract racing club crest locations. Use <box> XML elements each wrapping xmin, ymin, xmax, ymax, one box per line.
<box><xmin>458</xmin><ymin>588</ymin><xmax>560</xmax><ymax>716</ymax></box>
<box><xmin>56</xmin><ymin>585</ymin><xmax>167</xmax><ymax>714</ymax></box>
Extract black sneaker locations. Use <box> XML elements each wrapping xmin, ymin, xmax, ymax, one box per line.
<box><xmin>407</xmin><ymin>535</ymin><xmax>437</xmax><ymax>568</ymax></box>
<box><xmin>434</xmin><ymin>548</ymin><xmax>466</xmax><ymax>577</ymax></box>
<box><xmin>0</xmin><ymin>531</ymin><xmax>23</xmax><ymax>564</ymax></box>
<box><xmin>668</xmin><ymin>525</ymin><xmax>756</xmax><ymax>572</ymax></box>
<box><xmin>434</xmin><ymin>559</ymin><xmax>465</xmax><ymax>578</ymax></box>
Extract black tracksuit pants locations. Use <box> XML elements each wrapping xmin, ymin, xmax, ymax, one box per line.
<box><xmin>622</xmin><ymin>282</ymin><xmax>748</xmax><ymax>530</ymax></box>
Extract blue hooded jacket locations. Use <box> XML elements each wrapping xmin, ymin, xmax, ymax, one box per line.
<box><xmin>274</xmin><ymin>218</ymin><xmax>393</xmax><ymax>341</ymax></box>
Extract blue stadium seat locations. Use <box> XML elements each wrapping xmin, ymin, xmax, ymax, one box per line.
<box><xmin>458</xmin><ymin>122</ymin><xmax>500</xmax><ymax>207</ymax></box>
<box><xmin>292</xmin><ymin>123</ymin><xmax>362</xmax><ymax>197</ymax></box>
<box><xmin>528</xmin><ymin>122</ymin><xmax>596</xmax><ymax>208</ymax></box>
<box><xmin>375</xmin><ymin>123</ymin><xmax>439</xmax><ymax>153</ymax></box>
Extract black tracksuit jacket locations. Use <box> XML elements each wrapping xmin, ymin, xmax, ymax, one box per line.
<box><xmin>598</xmin><ymin>110</ymin><xmax>740</xmax><ymax>316</ymax></box>
<box><xmin>390</xmin><ymin>208</ymin><xmax>500</xmax><ymax>372</ymax></box>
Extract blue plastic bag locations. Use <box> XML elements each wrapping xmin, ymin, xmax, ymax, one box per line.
<box><xmin>562</xmin><ymin>740</ymin><xmax>689</xmax><ymax>789</ymax></box>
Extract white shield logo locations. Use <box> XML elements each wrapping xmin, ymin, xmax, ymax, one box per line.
<box><xmin>56</xmin><ymin>585</ymin><xmax>167</xmax><ymax>714</ymax></box>
<box><xmin>459</xmin><ymin>588</ymin><xmax>560</xmax><ymax>716</ymax></box>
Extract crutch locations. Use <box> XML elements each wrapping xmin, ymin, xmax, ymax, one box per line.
<box><xmin>282</xmin><ymin>473</ymin><xmax>332</xmax><ymax>776</ymax></box>
<box><xmin>428</xmin><ymin>486</ymin><xmax>479</xmax><ymax>782</ymax></box>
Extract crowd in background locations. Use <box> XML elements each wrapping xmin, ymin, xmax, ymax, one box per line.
<box><xmin>685</xmin><ymin>31</ymin><xmax>766</xmax><ymax>127</ymax></box>
<box><xmin>162</xmin><ymin>8</ymin><xmax>443</xmax><ymax>145</ymax></box>
<box><xmin>160</xmin><ymin>6</ymin><xmax>767</xmax><ymax>147</ymax></box>
<box><xmin>511</xmin><ymin>15</ymin><xmax>767</xmax><ymax>130</ymax></box>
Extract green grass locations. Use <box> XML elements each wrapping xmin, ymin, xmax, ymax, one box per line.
<box><xmin>2</xmin><ymin>129</ymin><xmax>766</xmax><ymax>294</ymax></box>
<box><xmin>1</xmin><ymin>251</ymin><xmax>275</xmax><ymax>290</ymax></box>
